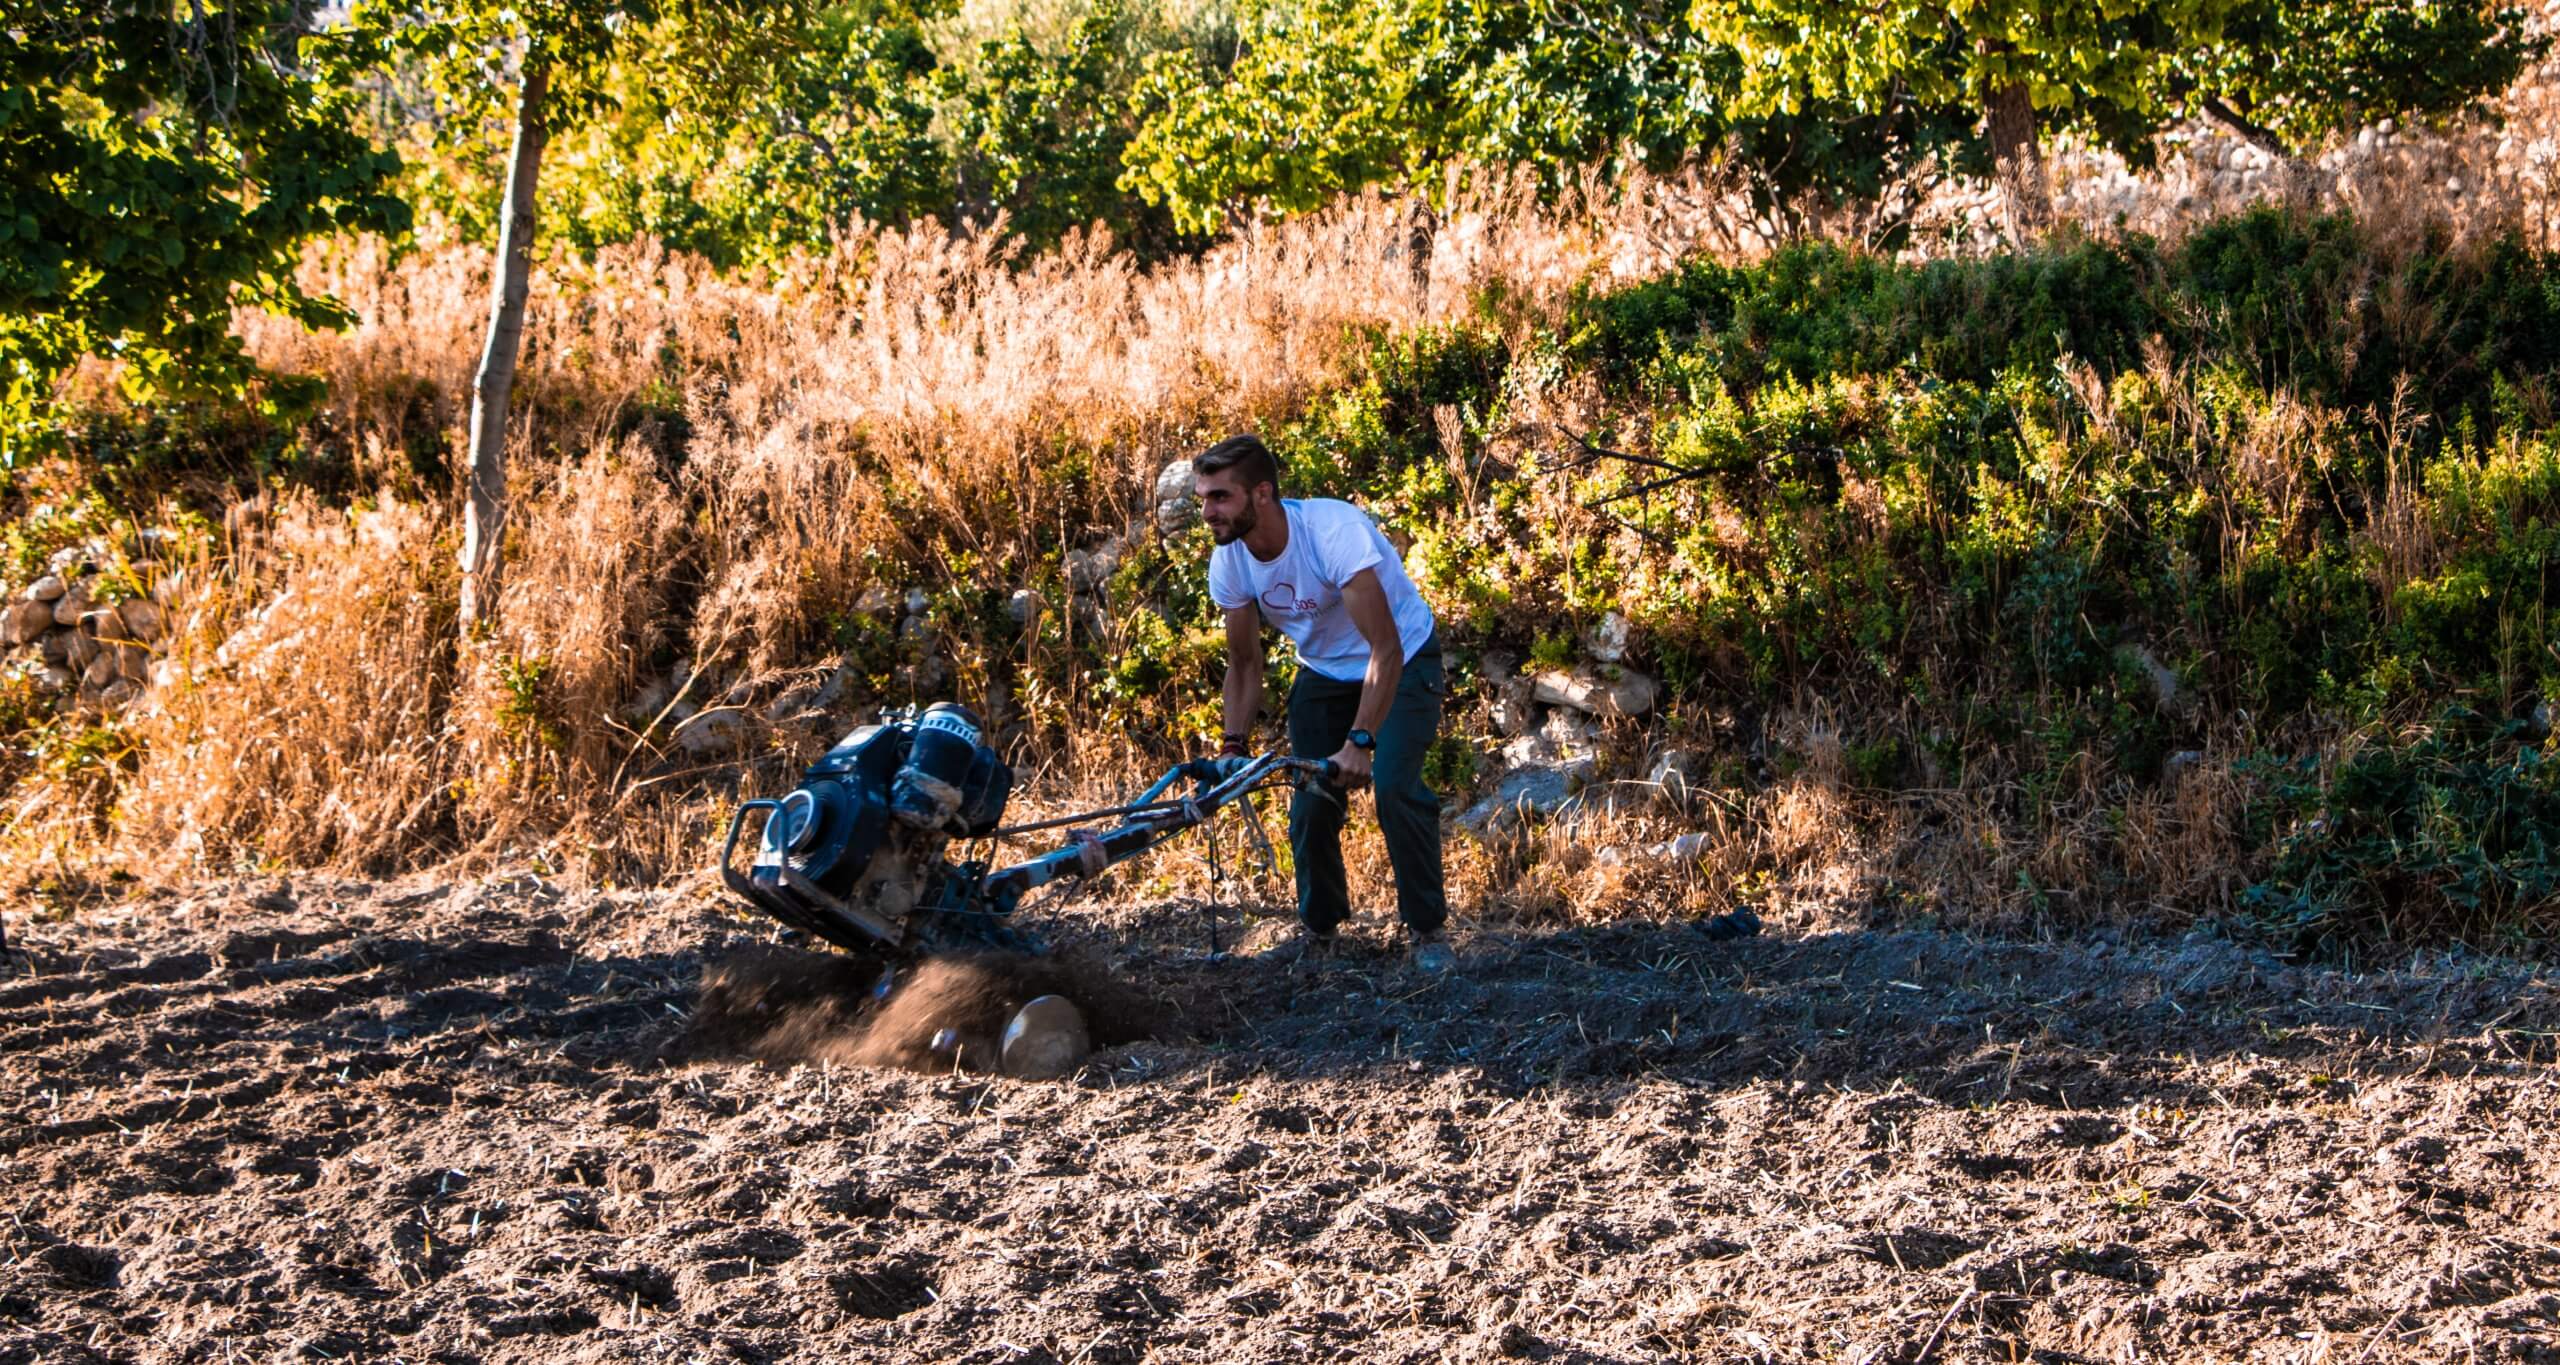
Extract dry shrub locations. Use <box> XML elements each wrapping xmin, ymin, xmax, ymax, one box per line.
<box><xmin>91</xmin><ymin>175</ymin><xmax>1767</xmax><ymax>884</ymax></box>
<box><xmin>449</xmin><ymin>441</ymin><xmax>692</xmax><ymax>842</ymax></box>
<box><xmin>2117</xmin><ymin>746</ymin><xmax>2255</xmax><ymax>917</ymax></box>
<box><xmin>120</xmin><ymin>496</ymin><xmax>456</xmax><ymax>868</ymax></box>
<box><xmin>39</xmin><ymin>28</ymin><xmax>2560</xmax><ymax>926</ymax></box>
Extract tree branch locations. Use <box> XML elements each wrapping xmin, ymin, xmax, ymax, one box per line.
<box><xmin>2201</xmin><ymin>95</ymin><xmax>2288</xmax><ymax>158</ymax></box>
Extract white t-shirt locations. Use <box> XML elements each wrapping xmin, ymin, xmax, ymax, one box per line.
<box><xmin>1208</xmin><ymin>498</ymin><xmax>1437</xmax><ymax>681</ymax></box>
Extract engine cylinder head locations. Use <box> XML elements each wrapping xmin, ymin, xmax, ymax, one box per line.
<box><xmin>891</xmin><ymin>702</ymin><xmax>982</xmax><ymax>831</ymax></box>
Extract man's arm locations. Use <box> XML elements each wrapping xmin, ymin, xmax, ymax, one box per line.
<box><xmin>1221</xmin><ymin>604</ymin><xmax>1265</xmax><ymax>752</ymax></box>
<box><xmin>1329</xmin><ymin>568</ymin><xmax>1403</xmax><ymax>788</ymax></box>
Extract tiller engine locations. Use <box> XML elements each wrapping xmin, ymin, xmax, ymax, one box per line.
<box><xmin>720</xmin><ymin>703</ymin><xmax>1334</xmax><ymax>959</ymax></box>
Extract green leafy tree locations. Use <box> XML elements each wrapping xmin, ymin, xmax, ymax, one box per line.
<box><xmin>1692</xmin><ymin>0</ymin><xmax>2545</xmax><ymax>240</ymax></box>
<box><xmin>1117</xmin><ymin>0</ymin><xmax>1978</xmax><ymax>240</ymax></box>
<box><xmin>1693</xmin><ymin>0</ymin><xmax>2236</xmax><ymax>239</ymax></box>
<box><xmin>941</xmin><ymin>0</ymin><xmax>1175</xmax><ymax>249</ymax></box>
<box><xmin>352</xmin><ymin>0</ymin><xmax>808</xmax><ymax>626</ymax></box>
<box><xmin>1119</xmin><ymin>0</ymin><xmax>1422</xmax><ymax>233</ymax></box>
<box><xmin>406</xmin><ymin>0</ymin><xmax>1193</xmax><ymax>269</ymax></box>
<box><xmin>2170</xmin><ymin>0</ymin><xmax>2547</xmax><ymax>155</ymax></box>
<box><xmin>731</xmin><ymin>8</ymin><xmax>950</xmax><ymax>246</ymax></box>
<box><xmin>1121</xmin><ymin>0</ymin><xmax>1723</xmax><ymax>233</ymax></box>
<box><xmin>0</xmin><ymin>1</ymin><xmax>406</xmax><ymax>460</ymax></box>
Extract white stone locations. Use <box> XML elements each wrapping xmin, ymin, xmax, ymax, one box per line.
<box><xmin>81</xmin><ymin>649</ymin><xmax>119</xmax><ymax>688</ymax></box>
<box><xmin>1531</xmin><ymin>667</ymin><xmax>1656</xmax><ymax>718</ymax></box>
<box><xmin>65</xmin><ymin>632</ymin><xmax>99</xmax><ymax>670</ymax></box>
<box><xmin>1007</xmin><ymin>588</ymin><xmax>1044</xmax><ymax>628</ymax></box>
<box><xmin>81</xmin><ymin>608</ymin><xmax>129</xmax><ymax>642</ymax></box>
<box><xmin>672</xmin><ymin>709</ymin><xmax>745</xmax><ymax>757</ymax></box>
<box><xmin>51</xmin><ymin>580</ymin><xmax>89</xmax><ymax>627</ymax></box>
<box><xmin>1583</xmin><ymin>611</ymin><xmax>1632</xmax><ymax>663</ymax></box>
<box><xmin>627</xmin><ymin>677</ymin><xmax>674</xmax><ymax>722</ymax></box>
<box><xmin>1540</xmin><ymin>707</ymin><xmax>1594</xmax><ymax>753</ymax></box>
<box><xmin>1489</xmin><ymin>692</ymin><xmax>1537</xmax><ymax>737</ymax></box>
<box><xmin>1498</xmin><ymin>732</ymin><xmax>1558</xmax><ymax>769</ymax></box>
<box><xmin>1456</xmin><ymin>761</ymin><xmax>1591</xmax><ymax>838</ymax></box>
<box><xmin>903</xmin><ymin>587</ymin><xmax>930</xmax><ymax>618</ymax></box>
<box><xmin>904</xmin><ymin>654</ymin><xmax>950</xmax><ymax>694</ymax></box>
<box><xmin>762</xmin><ymin>685</ymin><xmax>817</xmax><ymax>724</ymax></box>
<box><xmin>1648</xmin><ymin>748</ymin><xmax>1710</xmax><ymax>796</ymax></box>
<box><xmin>1000</xmin><ymin>995</ymin><xmax>1091</xmax><ymax>1079</ymax></box>
<box><xmin>1153</xmin><ymin>459</ymin><xmax>1202</xmax><ymax>533</ymax></box>
<box><xmin>1596</xmin><ymin>831</ymin><xmax>1717</xmax><ymax>868</ymax></box>
<box><xmin>27</xmin><ymin>574</ymin><xmax>65</xmax><ymax>602</ymax></box>
<box><xmin>38</xmin><ymin>666</ymin><xmax>71</xmax><ymax>692</ymax></box>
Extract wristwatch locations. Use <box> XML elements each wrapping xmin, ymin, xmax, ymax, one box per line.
<box><xmin>1346</xmin><ymin>728</ymin><xmax>1377</xmax><ymax>752</ymax></box>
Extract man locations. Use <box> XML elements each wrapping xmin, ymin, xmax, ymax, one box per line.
<box><xmin>1196</xmin><ymin>434</ymin><xmax>1455</xmax><ymax>972</ymax></box>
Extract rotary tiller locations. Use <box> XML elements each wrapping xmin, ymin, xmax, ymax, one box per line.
<box><xmin>717</xmin><ymin>704</ymin><xmax>1334</xmax><ymax>1074</ymax></box>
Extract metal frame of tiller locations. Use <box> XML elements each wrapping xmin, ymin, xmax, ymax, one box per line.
<box><xmin>720</xmin><ymin>752</ymin><xmax>1339</xmax><ymax>955</ymax></box>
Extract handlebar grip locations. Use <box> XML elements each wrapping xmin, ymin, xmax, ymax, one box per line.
<box><xmin>1321</xmin><ymin>758</ymin><xmax>1340</xmax><ymax>785</ymax></box>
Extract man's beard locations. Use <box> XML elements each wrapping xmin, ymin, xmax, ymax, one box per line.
<box><xmin>1211</xmin><ymin>500</ymin><xmax>1257</xmax><ymax>546</ymax></box>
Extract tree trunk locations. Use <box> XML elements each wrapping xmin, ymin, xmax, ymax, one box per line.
<box><xmin>460</xmin><ymin>60</ymin><xmax>549</xmax><ymax>631</ymax></box>
<box><xmin>1985</xmin><ymin>80</ymin><xmax>2051</xmax><ymax>244</ymax></box>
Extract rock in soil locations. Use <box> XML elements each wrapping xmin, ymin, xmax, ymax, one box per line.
<box><xmin>0</xmin><ymin>878</ymin><xmax>2553</xmax><ymax>1362</ymax></box>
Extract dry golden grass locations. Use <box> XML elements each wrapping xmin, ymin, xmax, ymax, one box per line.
<box><xmin>14</xmin><ymin>42</ymin><xmax>2560</xmax><ymax>939</ymax></box>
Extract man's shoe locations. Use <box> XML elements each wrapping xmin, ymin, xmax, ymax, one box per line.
<box><xmin>1255</xmin><ymin>923</ymin><xmax>1338</xmax><ymax>965</ymax></box>
<box><xmin>1408</xmin><ymin>931</ymin><xmax>1456</xmax><ymax>974</ymax></box>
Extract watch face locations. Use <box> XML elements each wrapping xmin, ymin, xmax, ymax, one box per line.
<box><xmin>1349</xmin><ymin>729</ymin><xmax>1375</xmax><ymax>751</ymax></box>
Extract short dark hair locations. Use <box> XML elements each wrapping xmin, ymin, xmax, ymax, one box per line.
<box><xmin>1196</xmin><ymin>434</ymin><xmax>1281</xmax><ymax>499</ymax></box>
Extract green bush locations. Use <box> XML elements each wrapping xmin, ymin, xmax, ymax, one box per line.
<box><xmin>2244</xmin><ymin>710</ymin><xmax>2560</xmax><ymax>954</ymax></box>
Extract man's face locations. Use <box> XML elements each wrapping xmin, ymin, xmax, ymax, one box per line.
<box><xmin>1196</xmin><ymin>467</ymin><xmax>1265</xmax><ymax>546</ymax></box>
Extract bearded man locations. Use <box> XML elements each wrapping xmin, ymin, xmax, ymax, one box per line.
<box><xmin>1195</xmin><ymin>434</ymin><xmax>1453</xmax><ymax>972</ymax></box>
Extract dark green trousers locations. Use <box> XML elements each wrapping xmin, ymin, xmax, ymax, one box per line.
<box><xmin>1287</xmin><ymin>636</ymin><xmax>1446</xmax><ymax>935</ymax></box>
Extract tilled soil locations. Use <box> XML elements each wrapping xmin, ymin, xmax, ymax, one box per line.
<box><xmin>2</xmin><ymin>876</ymin><xmax>2556</xmax><ymax>1363</ymax></box>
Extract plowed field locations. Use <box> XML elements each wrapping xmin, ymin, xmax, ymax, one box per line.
<box><xmin>3</xmin><ymin>877</ymin><xmax>2556</xmax><ymax>1362</ymax></box>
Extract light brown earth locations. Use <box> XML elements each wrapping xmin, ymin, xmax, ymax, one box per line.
<box><xmin>2</xmin><ymin>876</ymin><xmax>2556</xmax><ymax>1363</ymax></box>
